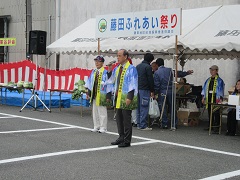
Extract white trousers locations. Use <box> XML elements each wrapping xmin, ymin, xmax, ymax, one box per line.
<box><xmin>131</xmin><ymin>109</ymin><xmax>137</xmax><ymax>124</ymax></box>
<box><xmin>92</xmin><ymin>99</ymin><xmax>108</xmax><ymax>130</ymax></box>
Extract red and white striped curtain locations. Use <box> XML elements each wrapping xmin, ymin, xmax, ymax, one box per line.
<box><xmin>0</xmin><ymin>60</ymin><xmax>91</xmax><ymax>91</ymax></box>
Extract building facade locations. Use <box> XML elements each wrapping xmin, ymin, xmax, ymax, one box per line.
<box><xmin>0</xmin><ymin>0</ymin><xmax>56</xmax><ymax>67</ymax></box>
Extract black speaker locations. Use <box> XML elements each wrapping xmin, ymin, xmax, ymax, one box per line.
<box><xmin>29</xmin><ymin>30</ymin><xmax>47</xmax><ymax>55</ymax></box>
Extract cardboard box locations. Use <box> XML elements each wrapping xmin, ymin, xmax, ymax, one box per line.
<box><xmin>176</xmin><ymin>84</ymin><xmax>191</xmax><ymax>95</ymax></box>
<box><xmin>177</xmin><ymin>110</ymin><xmax>201</xmax><ymax>126</ymax></box>
<box><xmin>188</xmin><ymin>112</ymin><xmax>201</xmax><ymax>126</ymax></box>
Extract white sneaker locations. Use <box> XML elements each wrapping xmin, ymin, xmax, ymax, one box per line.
<box><xmin>140</xmin><ymin>127</ymin><xmax>152</xmax><ymax>131</ymax></box>
<box><xmin>113</xmin><ymin>113</ymin><xmax>116</xmax><ymax>121</ymax></box>
<box><xmin>91</xmin><ymin>128</ymin><xmax>99</xmax><ymax>132</ymax></box>
<box><xmin>99</xmin><ymin>128</ymin><xmax>107</xmax><ymax>133</ymax></box>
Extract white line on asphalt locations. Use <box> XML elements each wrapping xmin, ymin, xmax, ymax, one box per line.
<box><xmin>0</xmin><ymin>126</ymin><xmax>75</xmax><ymax>134</ymax></box>
<box><xmin>0</xmin><ymin>116</ymin><xmax>15</xmax><ymax>119</ymax></box>
<box><xmin>107</xmin><ymin>131</ymin><xmax>155</xmax><ymax>141</ymax></box>
<box><xmin>0</xmin><ymin>140</ymin><xmax>159</xmax><ymax>165</ymax></box>
<box><xmin>0</xmin><ymin>112</ymin><xmax>80</xmax><ymax>128</ymax></box>
<box><xmin>1</xmin><ymin>112</ymin><xmax>240</xmax><ymax>158</ymax></box>
<box><xmin>153</xmin><ymin>139</ymin><xmax>240</xmax><ymax>158</ymax></box>
<box><xmin>0</xmin><ymin>112</ymin><xmax>238</xmax><ymax>179</ymax></box>
<box><xmin>199</xmin><ymin>169</ymin><xmax>240</xmax><ymax>180</ymax></box>
<box><xmin>0</xmin><ymin>112</ymin><xmax>154</xmax><ymax>141</ymax></box>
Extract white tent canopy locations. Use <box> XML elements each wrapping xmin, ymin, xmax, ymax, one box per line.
<box><xmin>180</xmin><ymin>5</ymin><xmax>240</xmax><ymax>52</ymax></box>
<box><xmin>47</xmin><ymin>5</ymin><xmax>240</xmax><ymax>59</ymax></box>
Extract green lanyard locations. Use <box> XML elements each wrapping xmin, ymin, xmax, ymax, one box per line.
<box><xmin>206</xmin><ymin>75</ymin><xmax>218</xmax><ymax>109</ymax></box>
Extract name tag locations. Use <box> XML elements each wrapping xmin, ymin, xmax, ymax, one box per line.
<box><xmin>209</xmin><ymin>90</ymin><xmax>213</xmax><ymax>93</ymax></box>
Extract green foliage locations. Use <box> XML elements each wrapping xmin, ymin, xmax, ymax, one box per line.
<box><xmin>72</xmin><ymin>88</ymin><xmax>83</xmax><ymax>100</ymax></box>
<box><xmin>100</xmin><ymin>94</ymin><xmax>112</xmax><ymax>107</ymax></box>
<box><xmin>71</xmin><ymin>80</ymin><xmax>86</xmax><ymax>100</ymax></box>
<box><xmin>7</xmin><ymin>81</ymin><xmax>22</xmax><ymax>94</ymax></box>
<box><xmin>75</xmin><ymin>80</ymin><xmax>85</xmax><ymax>87</ymax></box>
<box><xmin>119</xmin><ymin>95</ymin><xmax>138</xmax><ymax>110</ymax></box>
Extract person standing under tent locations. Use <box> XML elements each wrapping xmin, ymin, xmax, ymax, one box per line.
<box><xmin>201</xmin><ymin>65</ymin><xmax>224</xmax><ymax>132</ymax></box>
<box><xmin>106</xmin><ymin>60</ymin><xmax>116</xmax><ymax>112</ymax></box>
<box><xmin>106</xmin><ymin>60</ymin><xmax>116</xmax><ymax>79</ymax></box>
<box><xmin>154</xmin><ymin>58</ymin><xmax>193</xmax><ymax>129</ymax></box>
<box><xmin>85</xmin><ymin>55</ymin><xmax>111</xmax><ymax>133</ymax></box>
<box><xmin>226</xmin><ymin>79</ymin><xmax>240</xmax><ymax>136</ymax></box>
<box><xmin>151</xmin><ymin>61</ymin><xmax>159</xmax><ymax>74</ymax></box>
<box><xmin>136</xmin><ymin>53</ymin><xmax>155</xmax><ymax>130</ymax></box>
<box><xmin>109</xmin><ymin>49</ymin><xmax>138</xmax><ymax>148</ymax></box>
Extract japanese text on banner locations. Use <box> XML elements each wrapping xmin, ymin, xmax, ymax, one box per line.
<box><xmin>96</xmin><ymin>8</ymin><xmax>181</xmax><ymax>38</ymax></box>
<box><xmin>0</xmin><ymin>38</ymin><xmax>16</xmax><ymax>46</ymax></box>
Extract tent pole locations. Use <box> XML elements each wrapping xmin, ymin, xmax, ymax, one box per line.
<box><xmin>171</xmin><ymin>35</ymin><xmax>178</xmax><ymax>130</ymax></box>
<box><xmin>175</xmin><ymin>35</ymin><xmax>178</xmax><ymax>81</ymax></box>
<box><xmin>98</xmin><ymin>38</ymin><xmax>100</xmax><ymax>55</ymax></box>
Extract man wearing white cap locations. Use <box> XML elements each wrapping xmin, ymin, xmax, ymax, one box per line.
<box><xmin>106</xmin><ymin>60</ymin><xmax>116</xmax><ymax>79</ymax></box>
<box><xmin>85</xmin><ymin>55</ymin><xmax>111</xmax><ymax>133</ymax></box>
<box><xmin>201</xmin><ymin>65</ymin><xmax>225</xmax><ymax>132</ymax></box>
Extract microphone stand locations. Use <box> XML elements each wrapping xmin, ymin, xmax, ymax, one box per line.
<box><xmin>20</xmin><ymin>55</ymin><xmax>51</xmax><ymax>112</ymax></box>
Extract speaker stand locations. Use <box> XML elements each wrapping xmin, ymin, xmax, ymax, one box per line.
<box><xmin>20</xmin><ymin>55</ymin><xmax>51</xmax><ymax>112</ymax></box>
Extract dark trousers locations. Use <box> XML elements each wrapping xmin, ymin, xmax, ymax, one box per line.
<box><xmin>207</xmin><ymin>107</ymin><xmax>220</xmax><ymax>127</ymax></box>
<box><xmin>116</xmin><ymin>109</ymin><xmax>132</xmax><ymax>144</ymax></box>
<box><xmin>227</xmin><ymin>109</ymin><xmax>238</xmax><ymax>135</ymax></box>
<box><xmin>207</xmin><ymin>93</ymin><xmax>220</xmax><ymax>127</ymax></box>
<box><xmin>158</xmin><ymin>91</ymin><xmax>178</xmax><ymax>127</ymax></box>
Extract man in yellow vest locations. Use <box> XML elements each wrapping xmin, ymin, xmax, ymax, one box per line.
<box><xmin>85</xmin><ymin>55</ymin><xmax>111</xmax><ymax>133</ymax></box>
<box><xmin>109</xmin><ymin>49</ymin><xmax>138</xmax><ymax>148</ymax></box>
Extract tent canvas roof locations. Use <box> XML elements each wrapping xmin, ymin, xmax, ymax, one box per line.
<box><xmin>180</xmin><ymin>5</ymin><xmax>240</xmax><ymax>52</ymax></box>
<box><xmin>47</xmin><ymin>5</ymin><xmax>240</xmax><ymax>59</ymax></box>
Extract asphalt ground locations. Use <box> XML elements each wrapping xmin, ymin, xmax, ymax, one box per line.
<box><xmin>0</xmin><ymin>105</ymin><xmax>240</xmax><ymax>180</ymax></box>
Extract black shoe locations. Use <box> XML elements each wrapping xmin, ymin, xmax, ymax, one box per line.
<box><xmin>118</xmin><ymin>142</ymin><xmax>131</xmax><ymax>148</ymax></box>
<box><xmin>111</xmin><ymin>139</ymin><xmax>123</xmax><ymax>145</ymax></box>
<box><xmin>225</xmin><ymin>132</ymin><xmax>230</xmax><ymax>136</ymax></box>
<box><xmin>132</xmin><ymin>123</ymin><xmax>137</xmax><ymax>127</ymax></box>
<box><xmin>225</xmin><ymin>131</ymin><xmax>235</xmax><ymax>136</ymax></box>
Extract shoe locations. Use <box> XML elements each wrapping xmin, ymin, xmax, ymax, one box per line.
<box><xmin>118</xmin><ymin>142</ymin><xmax>131</xmax><ymax>148</ymax></box>
<box><xmin>111</xmin><ymin>139</ymin><xmax>123</xmax><ymax>145</ymax></box>
<box><xmin>162</xmin><ymin>125</ymin><xmax>168</xmax><ymax>129</ymax></box>
<box><xmin>226</xmin><ymin>132</ymin><xmax>236</xmax><ymax>136</ymax></box>
<box><xmin>91</xmin><ymin>128</ymin><xmax>99</xmax><ymax>132</ymax></box>
<box><xmin>99</xmin><ymin>128</ymin><xmax>107</xmax><ymax>133</ymax></box>
<box><xmin>113</xmin><ymin>113</ymin><xmax>116</xmax><ymax>121</ymax></box>
<box><xmin>132</xmin><ymin>123</ymin><xmax>137</xmax><ymax>127</ymax></box>
<box><xmin>140</xmin><ymin>127</ymin><xmax>152</xmax><ymax>131</ymax></box>
<box><xmin>225</xmin><ymin>132</ymin><xmax>230</xmax><ymax>136</ymax></box>
<box><xmin>225</xmin><ymin>132</ymin><xmax>236</xmax><ymax>136</ymax></box>
<box><xmin>170</xmin><ymin>125</ymin><xmax>178</xmax><ymax>130</ymax></box>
